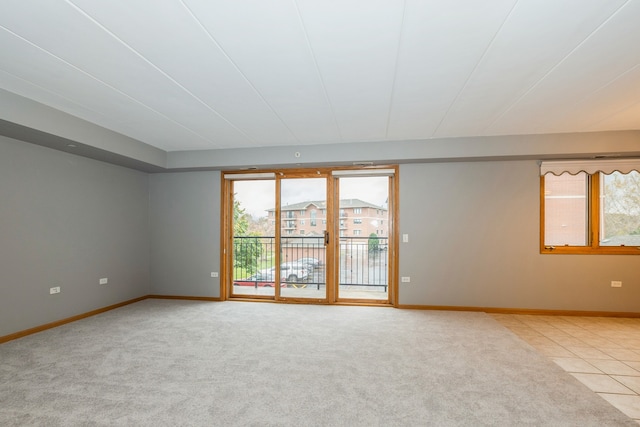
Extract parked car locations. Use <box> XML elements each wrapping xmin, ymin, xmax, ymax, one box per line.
<box><xmin>280</xmin><ymin>263</ymin><xmax>309</xmax><ymax>281</ymax></box>
<box><xmin>296</xmin><ymin>257</ymin><xmax>321</xmax><ymax>270</ymax></box>
<box><xmin>233</xmin><ymin>272</ymin><xmax>284</xmax><ymax>288</ymax></box>
<box><xmin>261</xmin><ymin>263</ymin><xmax>309</xmax><ymax>282</ymax></box>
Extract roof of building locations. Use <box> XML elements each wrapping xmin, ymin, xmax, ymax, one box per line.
<box><xmin>268</xmin><ymin>198</ymin><xmax>386</xmax><ymax>212</ymax></box>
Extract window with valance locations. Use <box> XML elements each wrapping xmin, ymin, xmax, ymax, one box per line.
<box><xmin>540</xmin><ymin>159</ymin><xmax>640</xmax><ymax>254</ymax></box>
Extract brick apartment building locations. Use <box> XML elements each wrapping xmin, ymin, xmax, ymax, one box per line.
<box><xmin>267</xmin><ymin>198</ymin><xmax>388</xmax><ymax>238</ymax></box>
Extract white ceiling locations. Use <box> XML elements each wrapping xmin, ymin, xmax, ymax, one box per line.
<box><xmin>1</xmin><ymin>0</ymin><xmax>639</xmax><ymax>152</ymax></box>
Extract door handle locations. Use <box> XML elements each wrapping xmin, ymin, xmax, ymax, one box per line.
<box><xmin>324</xmin><ymin>230</ymin><xmax>329</xmax><ymax>245</ymax></box>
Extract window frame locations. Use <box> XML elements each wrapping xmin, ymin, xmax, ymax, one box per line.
<box><xmin>540</xmin><ymin>172</ymin><xmax>640</xmax><ymax>255</ymax></box>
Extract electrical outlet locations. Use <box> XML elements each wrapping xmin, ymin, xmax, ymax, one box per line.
<box><xmin>211</xmin><ymin>272</ymin><xmax>219</xmax><ymax>278</ymax></box>
<box><xmin>99</xmin><ymin>278</ymin><xmax>108</xmax><ymax>285</ymax></box>
<box><xmin>49</xmin><ymin>286</ymin><xmax>60</xmax><ymax>294</ymax></box>
<box><xmin>401</xmin><ymin>277</ymin><xmax>411</xmax><ymax>283</ymax></box>
<box><xmin>611</xmin><ymin>281</ymin><xmax>622</xmax><ymax>288</ymax></box>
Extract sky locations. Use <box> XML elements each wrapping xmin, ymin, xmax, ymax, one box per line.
<box><xmin>234</xmin><ymin>176</ymin><xmax>389</xmax><ymax>218</ymax></box>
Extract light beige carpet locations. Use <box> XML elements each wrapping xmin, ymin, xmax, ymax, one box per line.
<box><xmin>0</xmin><ymin>299</ymin><xmax>635</xmax><ymax>426</ymax></box>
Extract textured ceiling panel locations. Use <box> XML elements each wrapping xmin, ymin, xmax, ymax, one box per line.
<box><xmin>486</xmin><ymin>0</ymin><xmax>640</xmax><ymax>136</ymax></box>
<box><xmin>0</xmin><ymin>0</ymin><xmax>638</xmax><ymax>152</ymax></box>
<box><xmin>183</xmin><ymin>0</ymin><xmax>341</xmax><ymax>145</ymax></box>
<box><xmin>433</xmin><ymin>0</ymin><xmax>628</xmax><ymax>137</ymax></box>
<box><xmin>296</xmin><ymin>0</ymin><xmax>405</xmax><ymax>142</ymax></box>
<box><xmin>71</xmin><ymin>0</ymin><xmax>300</xmax><ymax>147</ymax></box>
<box><xmin>387</xmin><ymin>0</ymin><xmax>517</xmax><ymax>140</ymax></box>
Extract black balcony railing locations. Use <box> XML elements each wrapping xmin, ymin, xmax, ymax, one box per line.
<box><xmin>232</xmin><ymin>236</ymin><xmax>388</xmax><ymax>291</ymax></box>
<box><xmin>338</xmin><ymin>237</ymin><xmax>388</xmax><ymax>291</ymax></box>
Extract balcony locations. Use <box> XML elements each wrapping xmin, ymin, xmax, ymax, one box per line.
<box><xmin>232</xmin><ymin>236</ymin><xmax>389</xmax><ymax>292</ymax></box>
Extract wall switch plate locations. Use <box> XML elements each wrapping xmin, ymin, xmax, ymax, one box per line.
<box><xmin>49</xmin><ymin>286</ymin><xmax>60</xmax><ymax>294</ymax></box>
<box><xmin>99</xmin><ymin>278</ymin><xmax>108</xmax><ymax>285</ymax></box>
<box><xmin>402</xmin><ymin>234</ymin><xmax>409</xmax><ymax>243</ymax></box>
<box><xmin>401</xmin><ymin>277</ymin><xmax>411</xmax><ymax>283</ymax></box>
<box><xmin>611</xmin><ymin>281</ymin><xmax>622</xmax><ymax>288</ymax></box>
<box><xmin>211</xmin><ymin>272</ymin><xmax>218</xmax><ymax>278</ymax></box>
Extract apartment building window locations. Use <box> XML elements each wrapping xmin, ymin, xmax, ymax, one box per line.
<box><xmin>353</xmin><ymin>218</ymin><xmax>362</xmax><ymax>224</ymax></box>
<box><xmin>540</xmin><ymin>159</ymin><xmax>640</xmax><ymax>254</ymax></box>
<box><xmin>353</xmin><ymin>230</ymin><xmax>361</xmax><ymax>235</ymax></box>
<box><xmin>300</xmin><ymin>219</ymin><xmax>305</xmax><ymax>225</ymax></box>
<box><xmin>353</xmin><ymin>208</ymin><xmax>362</xmax><ymax>214</ymax></box>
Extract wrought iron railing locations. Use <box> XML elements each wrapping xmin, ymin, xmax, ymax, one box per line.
<box><xmin>233</xmin><ymin>236</ymin><xmax>388</xmax><ymax>291</ymax></box>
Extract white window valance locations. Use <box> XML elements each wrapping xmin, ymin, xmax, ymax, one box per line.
<box><xmin>540</xmin><ymin>159</ymin><xmax>640</xmax><ymax>176</ymax></box>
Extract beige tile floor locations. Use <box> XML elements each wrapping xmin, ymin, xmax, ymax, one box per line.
<box><xmin>491</xmin><ymin>313</ymin><xmax>640</xmax><ymax>424</ymax></box>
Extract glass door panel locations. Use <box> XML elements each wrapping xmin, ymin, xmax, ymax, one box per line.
<box><xmin>230</xmin><ymin>179</ymin><xmax>277</xmax><ymax>298</ymax></box>
<box><xmin>225</xmin><ymin>168</ymin><xmax>395</xmax><ymax>305</ymax></box>
<box><xmin>279</xmin><ymin>177</ymin><xmax>327</xmax><ymax>300</ymax></box>
<box><xmin>337</xmin><ymin>176</ymin><xmax>390</xmax><ymax>301</ymax></box>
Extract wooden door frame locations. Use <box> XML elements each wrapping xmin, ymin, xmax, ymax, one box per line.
<box><xmin>221</xmin><ymin>165</ymin><xmax>398</xmax><ymax>307</ymax></box>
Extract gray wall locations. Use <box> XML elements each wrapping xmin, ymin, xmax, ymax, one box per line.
<box><xmin>146</xmin><ymin>159</ymin><xmax>640</xmax><ymax>312</ymax></box>
<box><xmin>0</xmin><ymin>89</ymin><xmax>167</xmax><ymax>169</ymax></box>
<box><xmin>0</xmin><ymin>136</ymin><xmax>150</xmax><ymax>336</ymax></box>
<box><xmin>149</xmin><ymin>172</ymin><xmax>221</xmax><ymax>297</ymax></box>
<box><xmin>2</xmin><ymin>134</ymin><xmax>639</xmax><ymax>339</ymax></box>
<box><xmin>168</xmin><ymin>130</ymin><xmax>640</xmax><ymax>170</ymax></box>
<box><xmin>399</xmin><ymin>161</ymin><xmax>640</xmax><ymax>312</ymax></box>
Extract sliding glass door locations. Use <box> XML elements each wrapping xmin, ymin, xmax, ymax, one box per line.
<box><xmin>224</xmin><ymin>167</ymin><xmax>396</xmax><ymax>305</ymax></box>
<box><xmin>336</xmin><ymin>174</ymin><xmax>390</xmax><ymax>302</ymax></box>
<box><xmin>279</xmin><ymin>176</ymin><xmax>328</xmax><ymax>301</ymax></box>
<box><xmin>229</xmin><ymin>178</ymin><xmax>276</xmax><ymax>298</ymax></box>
